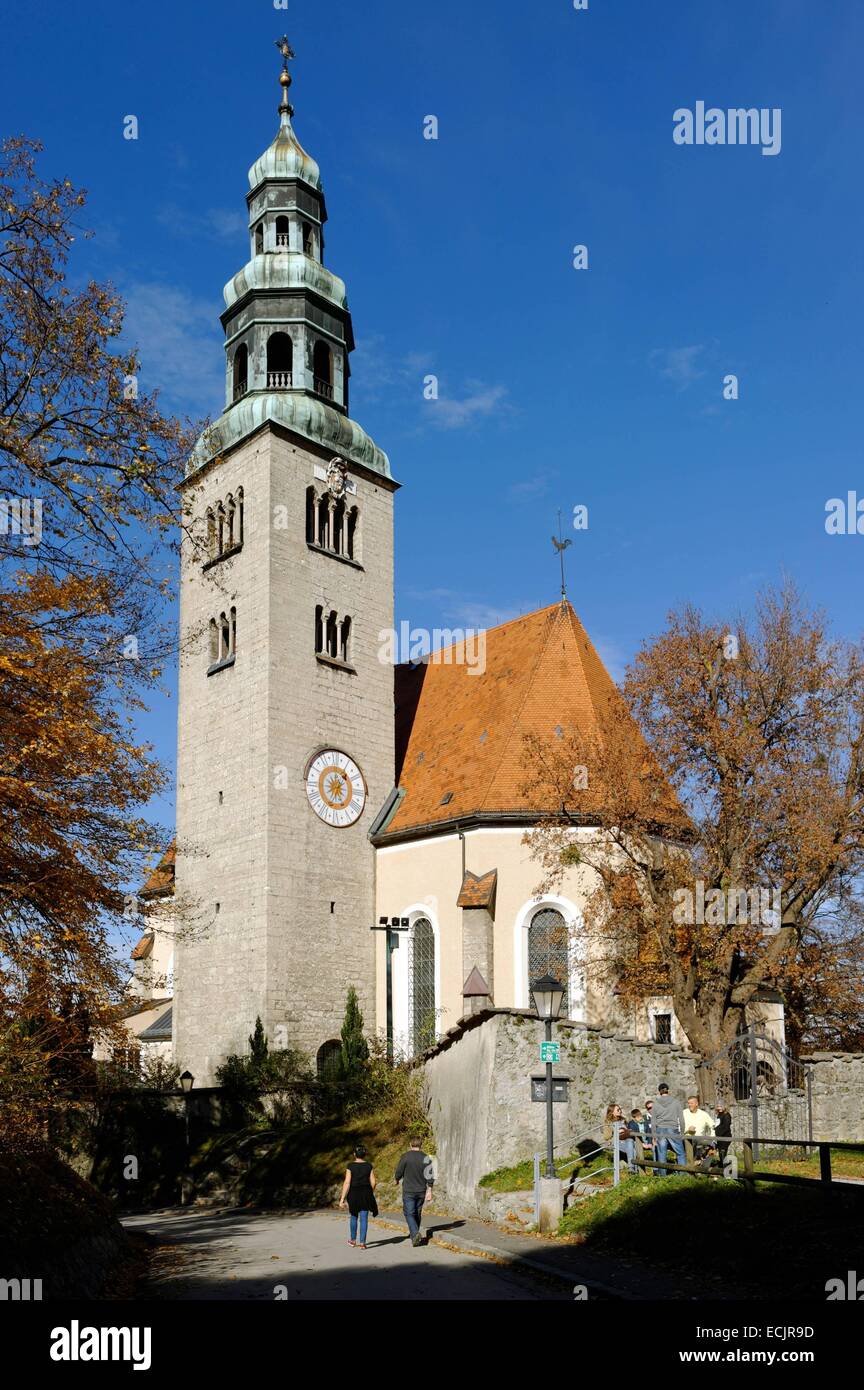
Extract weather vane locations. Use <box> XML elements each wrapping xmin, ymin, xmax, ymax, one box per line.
<box><xmin>551</xmin><ymin>509</ymin><xmax>572</xmax><ymax>602</ymax></box>
<box><xmin>275</xmin><ymin>33</ymin><xmax>295</xmax><ymax>118</ymax></box>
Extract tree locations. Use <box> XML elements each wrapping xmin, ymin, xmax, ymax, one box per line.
<box><xmin>0</xmin><ymin>139</ymin><xmax>201</xmax><ymax>1135</ymax></box>
<box><xmin>523</xmin><ymin>584</ymin><xmax>864</xmax><ymax>1060</ymax></box>
<box><xmin>340</xmin><ymin>987</ymin><xmax>369</xmax><ymax>1081</ymax></box>
<box><xmin>248</xmin><ymin>1016</ymin><xmax>268</xmax><ymax>1067</ymax></box>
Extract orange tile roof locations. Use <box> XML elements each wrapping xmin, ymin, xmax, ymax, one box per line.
<box><xmin>457</xmin><ymin>869</ymin><xmax>498</xmax><ymax>910</ymax></box>
<box><xmin>384</xmin><ymin>601</ymin><xmax>681</xmax><ymax>839</ymax></box>
<box><xmin>139</xmin><ymin>842</ymin><xmax>175</xmax><ymax>899</ymax></box>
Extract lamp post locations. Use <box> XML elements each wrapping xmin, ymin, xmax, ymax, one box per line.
<box><xmin>531</xmin><ymin>974</ymin><xmax>565</xmax><ymax>1179</ymax></box>
<box><xmin>370</xmin><ymin>917</ymin><xmax>409</xmax><ymax>1059</ymax></box>
<box><xmin>179</xmin><ymin>1070</ymin><xmax>194</xmax><ymax>1205</ymax></box>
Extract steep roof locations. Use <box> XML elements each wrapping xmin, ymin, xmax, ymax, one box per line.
<box><xmin>382</xmin><ymin>601</ymin><xmax>681</xmax><ymax>841</ymax></box>
<box><xmin>139</xmin><ymin>843</ymin><xmax>175</xmax><ymax>900</ymax></box>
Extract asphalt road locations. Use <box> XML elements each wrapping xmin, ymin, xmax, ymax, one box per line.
<box><xmin>125</xmin><ymin>1207</ymin><xmax>570</xmax><ymax>1301</ymax></box>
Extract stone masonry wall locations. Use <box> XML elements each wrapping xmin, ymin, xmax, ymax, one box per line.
<box><xmin>806</xmin><ymin>1052</ymin><xmax>864</xmax><ymax>1142</ymax></box>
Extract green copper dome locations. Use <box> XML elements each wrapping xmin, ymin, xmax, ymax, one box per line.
<box><xmin>223</xmin><ymin>251</ymin><xmax>347</xmax><ymax>314</ymax></box>
<box><xmin>247</xmin><ymin>111</ymin><xmax>321</xmax><ymax>193</ymax></box>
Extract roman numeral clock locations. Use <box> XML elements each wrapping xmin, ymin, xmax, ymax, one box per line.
<box><xmin>305</xmin><ymin>750</ymin><xmax>367</xmax><ymax>828</ymax></box>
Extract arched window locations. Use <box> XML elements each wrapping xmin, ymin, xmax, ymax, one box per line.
<box><xmin>216</xmin><ymin>502</ymin><xmax>226</xmax><ymax>555</ymax></box>
<box><xmin>302</xmin><ymin>221</ymin><xmax>314</xmax><ymax>256</ymax></box>
<box><xmin>232</xmin><ymin>343</ymin><xmax>248</xmax><ymax>400</ymax></box>
<box><xmin>316</xmin><ymin>1039</ymin><xmax>342</xmax><ymax>1081</ymax></box>
<box><xmin>219</xmin><ymin>612</ymin><xmax>230</xmax><ymax>663</ymax></box>
<box><xmin>316</xmin><ymin>495</ymin><xmax>330</xmax><ymax>549</ymax></box>
<box><xmin>409</xmin><ymin>917</ymin><xmax>436</xmax><ymax>1054</ymax></box>
<box><xmin>275</xmin><ymin>215</ymin><xmax>290</xmax><ymax>249</ymax></box>
<box><xmin>339</xmin><ymin>616</ymin><xmax>351</xmax><ymax>665</ymax></box>
<box><xmin>326</xmin><ymin>610</ymin><xmax>338</xmax><ymax>660</ymax></box>
<box><xmin>235</xmin><ymin>487</ymin><xmax>244</xmax><ymax>546</ymax></box>
<box><xmin>226</xmin><ymin>494</ymin><xmax>235</xmax><ymax>550</ymax></box>
<box><xmin>306</xmin><ymin>487</ymin><xmax>317</xmax><ymax>544</ymax></box>
<box><xmin>255</xmin><ymin>222</ymin><xmax>264</xmax><ymax>255</ymax></box>
<box><xmin>206</xmin><ymin>508</ymin><xmax>216</xmax><ymax>559</ymax></box>
<box><xmin>346</xmin><ymin>505</ymin><xmax>359</xmax><ymax>560</ymax></box>
<box><xmin>229</xmin><ymin>606</ymin><xmax>236</xmax><ymax>658</ymax></box>
<box><xmin>314</xmin><ymin>604</ymin><xmax>324</xmax><ymax>654</ymax></box>
<box><xmin>266</xmin><ymin>332</ymin><xmax>293</xmax><ymax>389</ymax></box>
<box><xmin>208</xmin><ymin>618</ymin><xmax>219</xmax><ymax>666</ymax></box>
<box><xmin>313</xmin><ymin>340</ymin><xmax>332</xmax><ymax>400</ymax></box>
<box><xmin>528</xmin><ymin>907</ymin><xmax>569</xmax><ymax>1016</ymax></box>
<box><xmin>332</xmin><ymin>497</ymin><xmax>345</xmax><ymax>555</ymax></box>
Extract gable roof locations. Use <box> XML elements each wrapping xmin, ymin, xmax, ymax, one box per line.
<box><xmin>382</xmin><ymin>600</ymin><xmax>681</xmax><ymax>841</ymax></box>
<box><xmin>139</xmin><ymin>843</ymin><xmax>175</xmax><ymax>900</ymax></box>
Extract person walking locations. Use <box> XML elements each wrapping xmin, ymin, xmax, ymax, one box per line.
<box><xmin>395</xmin><ymin>1136</ymin><xmax>434</xmax><ymax>1246</ymax></box>
<box><xmin>652</xmin><ymin>1082</ymin><xmax>685</xmax><ymax>1175</ymax></box>
<box><xmin>339</xmin><ymin>1144</ymin><xmax>378</xmax><ymax>1249</ymax></box>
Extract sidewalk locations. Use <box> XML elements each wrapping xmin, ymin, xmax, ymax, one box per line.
<box><xmin>373</xmin><ymin>1207</ymin><xmax>709</xmax><ymax>1300</ymax></box>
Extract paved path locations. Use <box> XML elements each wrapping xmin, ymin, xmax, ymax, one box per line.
<box><xmin>124</xmin><ymin>1207</ymin><xmax>572</xmax><ymax>1301</ymax></box>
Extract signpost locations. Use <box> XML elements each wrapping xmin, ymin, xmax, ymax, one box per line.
<box><xmin>540</xmin><ymin>1041</ymin><xmax>560</xmax><ymax>1064</ymax></box>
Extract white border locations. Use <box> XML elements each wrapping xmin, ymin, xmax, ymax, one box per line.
<box><xmin>514</xmin><ymin>894</ymin><xmax>586</xmax><ymax>1022</ymax></box>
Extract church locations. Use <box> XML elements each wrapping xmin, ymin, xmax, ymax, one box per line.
<box><xmin>122</xmin><ymin>40</ymin><xmax>782</xmax><ymax>1084</ymax></box>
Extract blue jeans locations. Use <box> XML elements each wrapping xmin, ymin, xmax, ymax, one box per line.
<box><xmin>349</xmin><ymin>1210</ymin><xmax>369</xmax><ymax>1244</ymax></box>
<box><xmin>614</xmin><ymin>1135</ymin><xmax>637</xmax><ymax>1173</ymax></box>
<box><xmin>402</xmin><ymin>1192</ymin><xmax>425</xmax><ymax>1239</ymax></box>
<box><xmin>655</xmin><ymin>1128</ymin><xmax>685</xmax><ymax>1174</ymax></box>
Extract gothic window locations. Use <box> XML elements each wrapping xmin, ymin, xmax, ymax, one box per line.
<box><xmin>314</xmin><ymin>604</ymin><xmax>324</xmax><ymax>654</ymax></box>
<box><xmin>266</xmin><ymin>331</ymin><xmax>293</xmax><ymax>389</ymax></box>
<box><xmin>216</xmin><ymin>502</ymin><xmax>226</xmax><ymax>555</ymax></box>
<box><xmin>229</xmin><ymin>606</ymin><xmax>236</xmax><ymax>658</ymax></box>
<box><xmin>306</xmin><ymin>487</ymin><xmax>317</xmax><ymax>544</ymax></box>
<box><xmin>316</xmin><ymin>1039</ymin><xmax>342</xmax><ymax>1081</ymax></box>
<box><xmin>316</xmin><ymin>495</ymin><xmax>330</xmax><ymax>549</ymax></box>
<box><xmin>275</xmin><ymin>215</ymin><xmax>290</xmax><ymax>249</ymax></box>
<box><xmin>325</xmin><ymin>610</ymin><xmax>338</xmax><ymax>660</ymax></box>
<box><xmin>209</xmin><ymin>618</ymin><xmax>219</xmax><ymax>666</ymax></box>
<box><xmin>339</xmin><ymin>616</ymin><xmax>351</xmax><ymax>665</ymax></box>
<box><xmin>226</xmin><ymin>494</ymin><xmax>236</xmax><ymax>549</ymax></box>
<box><xmin>302</xmin><ymin>221</ymin><xmax>314</xmax><ymax>256</ymax></box>
<box><xmin>206</xmin><ymin>508</ymin><xmax>216</xmax><ymax>559</ymax></box>
<box><xmin>255</xmin><ymin>221</ymin><xmax>264</xmax><ymax>255</ymax></box>
<box><xmin>347</xmin><ymin>505</ymin><xmax>359</xmax><ymax>560</ymax></box>
<box><xmin>409</xmin><ymin>917</ymin><xmax>436</xmax><ymax>1054</ymax></box>
<box><xmin>313</xmin><ymin>340</ymin><xmax>333</xmax><ymax>400</ymax></box>
<box><xmin>235</xmin><ymin>487</ymin><xmax>244</xmax><ymax>545</ymax></box>
<box><xmin>219</xmin><ymin>611</ymin><xmax>230</xmax><ymax>662</ymax></box>
<box><xmin>528</xmin><ymin>907</ymin><xmax>569</xmax><ymax>1017</ymax></box>
<box><xmin>332</xmin><ymin>497</ymin><xmax>345</xmax><ymax>555</ymax></box>
<box><xmin>233</xmin><ymin>343</ymin><xmax>248</xmax><ymax>400</ymax></box>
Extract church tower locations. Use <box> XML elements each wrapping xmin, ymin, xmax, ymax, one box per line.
<box><xmin>173</xmin><ymin>36</ymin><xmax>396</xmax><ymax>1083</ymax></box>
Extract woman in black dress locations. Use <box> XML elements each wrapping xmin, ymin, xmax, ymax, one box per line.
<box><xmin>338</xmin><ymin>1144</ymin><xmax>378</xmax><ymax>1248</ymax></box>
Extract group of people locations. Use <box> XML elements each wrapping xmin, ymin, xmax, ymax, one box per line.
<box><xmin>338</xmin><ymin>1136</ymin><xmax>434</xmax><ymax>1249</ymax></box>
<box><xmin>604</xmin><ymin>1081</ymin><xmax>733</xmax><ymax>1175</ymax></box>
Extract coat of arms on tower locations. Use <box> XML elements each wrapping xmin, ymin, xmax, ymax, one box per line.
<box><xmin>326</xmin><ymin>457</ymin><xmax>349</xmax><ymax>498</ymax></box>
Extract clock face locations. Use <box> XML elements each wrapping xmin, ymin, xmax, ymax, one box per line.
<box><xmin>305</xmin><ymin>750</ymin><xmax>366</xmax><ymax>827</ymax></box>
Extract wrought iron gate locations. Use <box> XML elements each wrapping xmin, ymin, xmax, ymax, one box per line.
<box><xmin>695</xmin><ymin>1027</ymin><xmax>813</xmax><ymax>1157</ymax></box>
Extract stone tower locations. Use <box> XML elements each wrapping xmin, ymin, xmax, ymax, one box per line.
<box><xmin>173</xmin><ymin>36</ymin><xmax>396</xmax><ymax>1083</ymax></box>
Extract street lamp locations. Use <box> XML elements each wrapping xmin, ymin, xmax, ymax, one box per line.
<box><xmin>179</xmin><ymin>1071</ymin><xmax>194</xmax><ymax>1205</ymax></box>
<box><xmin>531</xmin><ymin>975</ymin><xmax>564</xmax><ymax>1178</ymax></box>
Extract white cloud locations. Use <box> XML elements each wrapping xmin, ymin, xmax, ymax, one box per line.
<box><xmin>426</xmin><ymin>382</ymin><xmax>509</xmax><ymax>430</ymax></box>
<box><xmin>121</xmin><ymin>282</ymin><xmax>224</xmax><ymax>414</ymax></box>
<box><xmin>650</xmin><ymin>344</ymin><xmax>706</xmax><ymax>391</ymax></box>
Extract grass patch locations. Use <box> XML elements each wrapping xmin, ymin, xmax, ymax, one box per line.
<box><xmin>191</xmin><ymin>1105</ymin><xmax>429</xmax><ymax>1211</ymax></box>
<box><xmin>754</xmin><ymin>1145</ymin><xmax>864</xmax><ymax>1182</ymax></box>
<box><xmin>480</xmin><ymin>1151</ymin><xmax>610</xmax><ymax>1193</ymax></box>
<box><xmin>559</xmin><ymin>1171</ymin><xmax>864</xmax><ymax>1299</ymax></box>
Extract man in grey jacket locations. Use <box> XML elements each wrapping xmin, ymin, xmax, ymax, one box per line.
<box><xmin>652</xmin><ymin>1082</ymin><xmax>685</xmax><ymax>1175</ymax></box>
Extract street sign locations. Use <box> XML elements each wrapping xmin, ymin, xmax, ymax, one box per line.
<box><xmin>540</xmin><ymin>1041</ymin><xmax>560</xmax><ymax>1064</ymax></box>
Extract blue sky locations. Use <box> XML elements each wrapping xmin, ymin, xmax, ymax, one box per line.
<box><xmin>3</xmin><ymin>0</ymin><xmax>862</xmax><ymax>850</ymax></box>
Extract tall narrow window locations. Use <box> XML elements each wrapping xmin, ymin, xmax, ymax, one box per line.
<box><xmin>314</xmin><ymin>604</ymin><xmax>324</xmax><ymax>654</ymax></box>
<box><xmin>275</xmin><ymin>215</ymin><xmax>290</xmax><ymax>249</ymax></box>
<box><xmin>232</xmin><ymin>343</ymin><xmax>248</xmax><ymax>400</ymax></box>
<box><xmin>235</xmin><ymin>487</ymin><xmax>244</xmax><ymax>546</ymax></box>
<box><xmin>266</xmin><ymin>331</ymin><xmax>293</xmax><ymax>389</ymax></box>
<box><xmin>313</xmin><ymin>340</ymin><xmax>332</xmax><ymax>400</ymax></box>
<box><xmin>306</xmin><ymin>487</ymin><xmax>317</xmax><ymax>544</ymax></box>
<box><xmin>326</xmin><ymin>610</ymin><xmax>338</xmax><ymax>660</ymax></box>
<box><xmin>209</xmin><ymin>618</ymin><xmax>219</xmax><ymax>666</ymax></box>
<box><xmin>255</xmin><ymin>221</ymin><xmax>264</xmax><ymax>255</ymax></box>
<box><xmin>219</xmin><ymin>612</ymin><xmax>230</xmax><ymax>662</ymax></box>
<box><xmin>409</xmin><ymin>917</ymin><xmax>436</xmax><ymax>1054</ymax></box>
<box><xmin>317</xmin><ymin>496</ymin><xmax>330</xmax><ymax>550</ymax></box>
<box><xmin>229</xmin><ymin>607</ymin><xmax>236</xmax><ymax>658</ymax></box>
<box><xmin>226</xmin><ymin>494</ymin><xmax>235</xmax><ymax>550</ymax></box>
<box><xmin>528</xmin><ymin>907</ymin><xmax>569</xmax><ymax>1016</ymax></box>
<box><xmin>206</xmin><ymin>508</ymin><xmax>216</xmax><ymax>559</ymax></box>
<box><xmin>339</xmin><ymin>616</ymin><xmax>351</xmax><ymax>665</ymax></box>
<box><xmin>332</xmin><ymin>498</ymin><xmax>345</xmax><ymax>555</ymax></box>
<box><xmin>216</xmin><ymin>503</ymin><xmax>226</xmax><ymax>555</ymax></box>
<box><xmin>347</xmin><ymin>506</ymin><xmax>359</xmax><ymax>560</ymax></box>
<box><xmin>302</xmin><ymin>221</ymin><xmax>314</xmax><ymax>256</ymax></box>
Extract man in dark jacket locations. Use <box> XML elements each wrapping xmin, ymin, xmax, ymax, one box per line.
<box><xmin>395</xmin><ymin>1136</ymin><xmax>434</xmax><ymax>1246</ymax></box>
<box><xmin>652</xmin><ymin>1082</ymin><xmax>685</xmax><ymax>1176</ymax></box>
<box><xmin>714</xmin><ymin>1104</ymin><xmax>733</xmax><ymax>1163</ymax></box>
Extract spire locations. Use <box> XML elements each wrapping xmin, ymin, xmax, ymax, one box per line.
<box><xmin>551</xmin><ymin>509</ymin><xmax>572</xmax><ymax>604</ymax></box>
<box><xmin>275</xmin><ymin>33</ymin><xmax>295</xmax><ymax>124</ymax></box>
